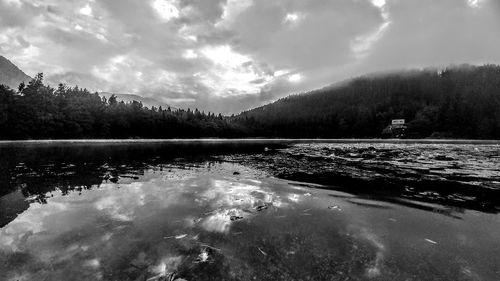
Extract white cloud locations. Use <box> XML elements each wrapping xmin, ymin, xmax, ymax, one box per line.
<box><xmin>371</xmin><ymin>0</ymin><xmax>386</xmax><ymax>9</ymax></box>
<box><xmin>14</xmin><ymin>45</ymin><xmax>41</xmax><ymax>71</ymax></box>
<box><xmin>182</xmin><ymin>49</ymin><xmax>198</xmax><ymax>59</ymax></box>
<box><xmin>92</xmin><ymin>55</ymin><xmax>136</xmax><ymax>83</ymax></box>
<box><xmin>288</xmin><ymin>73</ymin><xmax>302</xmax><ymax>83</ymax></box>
<box><xmin>185</xmin><ymin>35</ymin><xmax>197</xmax><ymax>42</ymax></box>
<box><xmin>351</xmin><ymin>0</ymin><xmax>392</xmax><ymax>59</ymax></box>
<box><xmin>198</xmin><ymin>45</ymin><xmax>272</xmax><ymax>96</ymax></box>
<box><xmin>95</xmin><ymin>33</ymin><xmax>107</xmax><ymax>42</ymax></box>
<box><xmin>273</xmin><ymin>69</ymin><xmax>290</xmax><ymax>77</ymax></box>
<box><xmin>3</xmin><ymin>0</ymin><xmax>22</xmax><ymax>7</ymax></box>
<box><xmin>284</xmin><ymin>13</ymin><xmax>299</xmax><ymax>22</ymax></box>
<box><xmin>283</xmin><ymin>12</ymin><xmax>304</xmax><ymax>25</ymax></box>
<box><xmin>201</xmin><ymin>45</ymin><xmax>250</xmax><ymax>67</ymax></box>
<box><xmin>466</xmin><ymin>0</ymin><xmax>481</xmax><ymax>7</ymax></box>
<box><xmin>152</xmin><ymin>0</ymin><xmax>179</xmax><ymax>21</ymax></box>
<box><xmin>216</xmin><ymin>0</ymin><xmax>253</xmax><ymax>27</ymax></box>
<box><xmin>351</xmin><ymin>21</ymin><xmax>390</xmax><ymax>59</ymax></box>
<box><xmin>135</xmin><ymin>71</ymin><xmax>143</xmax><ymax>80</ymax></box>
<box><xmin>370</xmin><ymin>0</ymin><xmax>389</xmax><ymax>21</ymax></box>
<box><xmin>79</xmin><ymin>3</ymin><xmax>93</xmax><ymax>17</ymax></box>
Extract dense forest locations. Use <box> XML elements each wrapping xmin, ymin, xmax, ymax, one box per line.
<box><xmin>1</xmin><ymin>64</ymin><xmax>499</xmax><ymax>139</ymax></box>
<box><xmin>236</xmin><ymin>64</ymin><xmax>500</xmax><ymax>139</ymax></box>
<box><xmin>0</xmin><ymin>74</ymin><xmax>244</xmax><ymax>139</ymax></box>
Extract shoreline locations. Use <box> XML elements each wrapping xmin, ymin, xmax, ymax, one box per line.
<box><xmin>1</xmin><ymin>138</ymin><xmax>500</xmax><ymax>145</ymax></box>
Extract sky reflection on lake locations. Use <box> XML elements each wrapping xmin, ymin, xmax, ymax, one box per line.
<box><xmin>1</xmin><ymin>142</ymin><xmax>500</xmax><ymax>280</ymax></box>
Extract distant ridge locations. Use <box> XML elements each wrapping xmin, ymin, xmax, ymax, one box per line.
<box><xmin>99</xmin><ymin>92</ymin><xmax>175</xmax><ymax>110</ymax></box>
<box><xmin>0</xmin><ymin>56</ymin><xmax>32</xmax><ymax>89</ymax></box>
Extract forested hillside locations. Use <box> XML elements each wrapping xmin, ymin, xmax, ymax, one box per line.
<box><xmin>1</xmin><ymin>65</ymin><xmax>499</xmax><ymax>139</ymax></box>
<box><xmin>236</xmin><ymin>65</ymin><xmax>500</xmax><ymax>139</ymax></box>
<box><xmin>0</xmin><ymin>74</ymin><xmax>242</xmax><ymax>139</ymax></box>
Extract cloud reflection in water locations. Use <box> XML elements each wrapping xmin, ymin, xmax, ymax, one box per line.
<box><xmin>1</xmin><ymin>160</ymin><xmax>499</xmax><ymax>281</ymax></box>
<box><xmin>199</xmin><ymin>179</ymin><xmax>285</xmax><ymax>233</ymax></box>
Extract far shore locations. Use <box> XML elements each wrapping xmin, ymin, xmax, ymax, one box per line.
<box><xmin>1</xmin><ymin>138</ymin><xmax>500</xmax><ymax>145</ymax></box>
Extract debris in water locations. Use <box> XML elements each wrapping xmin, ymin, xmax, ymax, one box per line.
<box><xmin>164</xmin><ymin>234</ymin><xmax>188</xmax><ymax>239</ymax></box>
<box><xmin>257</xmin><ymin>247</ymin><xmax>267</xmax><ymax>256</ymax></box>
<box><xmin>147</xmin><ymin>271</ymin><xmax>178</xmax><ymax>281</ymax></box>
<box><xmin>194</xmin><ymin>249</ymin><xmax>210</xmax><ymax>263</ymax></box>
<box><xmin>328</xmin><ymin>205</ymin><xmax>342</xmax><ymax>211</ymax></box>
<box><xmin>255</xmin><ymin>204</ymin><xmax>269</xmax><ymax>211</ymax></box>
<box><xmin>425</xmin><ymin>238</ymin><xmax>438</xmax><ymax>244</ymax></box>
<box><xmin>230</xmin><ymin>215</ymin><xmax>244</xmax><ymax>221</ymax></box>
<box><xmin>233</xmin><ymin>171</ymin><xmax>240</xmax><ymax>175</ymax></box>
<box><xmin>203</xmin><ymin>209</ymin><xmax>217</xmax><ymax>215</ymax></box>
<box><xmin>121</xmin><ymin>175</ymin><xmax>140</xmax><ymax>179</ymax></box>
<box><xmin>197</xmin><ymin>243</ymin><xmax>222</xmax><ymax>252</ymax></box>
<box><xmin>304</xmin><ymin>192</ymin><xmax>312</xmax><ymax>196</ymax></box>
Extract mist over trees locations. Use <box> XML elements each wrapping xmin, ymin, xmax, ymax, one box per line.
<box><xmin>236</xmin><ymin>64</ymin><xmax>500</xmax><ymax>139</ymax></box>
<box><xmin>1</xmin><ymin>64</ymin><xmax>499</xmax><ymax>140</ymax></box>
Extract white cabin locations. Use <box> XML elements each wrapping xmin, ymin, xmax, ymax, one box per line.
<box><xmin>391</xmin><ymin>119</ymin><xmax>405</xmax><ymax>126</ymax></box>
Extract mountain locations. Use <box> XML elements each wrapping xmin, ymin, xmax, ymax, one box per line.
<box><xmin>99</xmin><ymin>92</ymin><xmax>174</xmax><ymax>110</ymax></box>
<box><xmin>0</xmin><ymin>56</ymin><xmax>32</xmax><ymax>90</ymax></box>
<box><xmin>235</xmin><ymin>64</ymin><xmax>500</xmax><ymax>139</ymax></box>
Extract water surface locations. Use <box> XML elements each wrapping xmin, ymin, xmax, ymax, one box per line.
<box><xmin>1</xmin><ymin>140</ymin><xmax>499</xmax><ymax>281</ymax></box>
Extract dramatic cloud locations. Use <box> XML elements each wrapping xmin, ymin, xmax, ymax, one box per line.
<box><xmin>1</xmin><ymin>0</ymin><xmax>499</xmax><ymax>113</ymax></box>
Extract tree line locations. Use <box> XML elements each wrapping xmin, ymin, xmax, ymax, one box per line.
<box><xmin>236</xmin><ymin>64</ymin><xmax>500</xmax><ymax>139</ymax></box>
<box><xmin>1</xmin><ymin>64</ymin><xmax>500</xmax><ymax>139</ymax></box>
<box><xmin>0</xmin><ymin>73</ymin><xmax>244</xmax><ymax>139</ymax></box>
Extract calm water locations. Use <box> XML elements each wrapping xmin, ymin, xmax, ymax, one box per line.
<box><xmin>1</xmin><ymin>140</ymin><xmax>500</xmax><ymax>281</ymax></box>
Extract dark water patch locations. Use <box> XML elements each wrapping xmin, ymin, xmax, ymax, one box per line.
<box><xmin>226</xmin><ymin>143</ymin><xmax>500</xmax><ymax>214</ymax></box>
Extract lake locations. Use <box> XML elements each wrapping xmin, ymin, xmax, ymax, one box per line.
<box><xmin>1</xmin><ymin>140</ymin><xmax>500</xmax><ymax>281</ymax></box>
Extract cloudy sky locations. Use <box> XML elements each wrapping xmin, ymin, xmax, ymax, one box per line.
<box><xmin>1</xmin><ymin>0</ymin><xmax>499</xmax><ymax>113</ymax></box>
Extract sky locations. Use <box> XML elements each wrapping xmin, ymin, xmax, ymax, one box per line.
<box><xmin>1</xmin><ymin>0</ymin><xmax>499</xmax><ymax>114</ymax></box>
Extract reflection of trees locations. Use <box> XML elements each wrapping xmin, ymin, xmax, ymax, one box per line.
<box><xmin>0</xmin><ymin>142</ymin><xmax>278</xmax><ymax>199</ymax></box>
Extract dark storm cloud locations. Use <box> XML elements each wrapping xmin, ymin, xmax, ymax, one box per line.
<box><xmin>1</xmin><ymin>0</ymin><xmax>499</xmax><ymax>114</ymax></box>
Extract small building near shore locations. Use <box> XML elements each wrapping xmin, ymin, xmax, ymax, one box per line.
<box><xmin>392</xmin><ymin>119</ymin><xmax>405</xmax><ymax>126</ymax></box>
<box><xmin>382</xmin><ymin>119</ymin><xmax>407</xmax><ymax>138</ymax></box>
